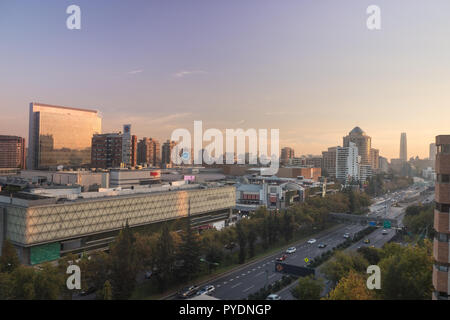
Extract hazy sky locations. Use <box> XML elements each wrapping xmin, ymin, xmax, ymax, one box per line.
<box><xmin>1</xmin><ymin>0</ymin><xmax>450</xmax><ymax>159</ymax></box>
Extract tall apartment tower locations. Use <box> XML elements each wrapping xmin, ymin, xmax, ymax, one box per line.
<box><xmin>91</xmin><ymin>133</ymin><xmax>123</xmax><ymax>168</ymax></box>
<box><xmin>433</xmin><ymin>135</ymin><xmax>450</xmax><ymax>300</ymax></box>
<box><xmin>137</xmin><ymin>137</ymin><xmax>161</xmax><ymax>167</ymax></box>
<box><xmin>343</xmin><ymin>127</ymin><xmax>371</xmax><ymax>166</ymax></box>
<box><xmin>0</xmin><ymin>135</ymin><xmax>26</xmax><ymax>169</ymax></box>
<box><xmin>280</xmin><ymin>147</ymin><xmax>295</xmax><ymax>166</ymax></box>
<box><xmin>400</xmin><ymin>132</ymin><xmax>408</xmax><ymax>162</ymax></box>
<box><xmin>322</xmin><ymin>147</ymin><xmax>338</xmax><ymax>178</ymax></box>
<box><xmin>161</xmin><ymin>140</ymin><xmax>177</xmax><ymax>167</ymax></box>
<box><xmin>336</xmin><ymin>142</ymin><xmax>359</xmax><ymax>184</ymax></box>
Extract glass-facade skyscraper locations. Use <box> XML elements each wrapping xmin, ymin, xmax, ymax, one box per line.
<box><xmin>27</xmin><ymin>103</ymin><xmax>102</xmax><ymax>169</ymax></box>
<box><xmin>400</xmin><ymin>132</ymin><xmax>408</xmax><ymax>162</ymax></box>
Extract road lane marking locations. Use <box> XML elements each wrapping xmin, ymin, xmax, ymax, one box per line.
<box><xmin>255</xmin><ymin>271</ymin><xmax>264</xmax><ymax>277</ymax></box>
<box><xmin>231</xmin><ymin>282</ymin><xmax>242</xmax><ymax>289</ymax></box>
<box><xmin>269</xmin><ymin>274</ymin><xmax>277</xmax><ymax>278</ymax></box>
<box><xmin>243</xmin><ymin>285</ymin><xmax>255</xmax><ymax>292</ymax></box>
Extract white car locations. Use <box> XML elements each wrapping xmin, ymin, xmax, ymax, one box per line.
<box><xmin>382</xmin><ymin>230</ymin><xmax>388</xmax><ymax>235</ymax></box>
<box><xmin>197</xmin><ymin>285</ymin><xmax>215</xmax><ymax>296</ymax></box>
<box><xmin>286</xmin><ymin>247</ymin><xmax>296</xmax><ymax>254</ymax></box>
<box><xmin>266</xmin><ymin>294</ymin><xmax>281</xmax><ymax>300</ymax></box>
<box><xmin>343</xmin><ymin>233</ymin><xmax>350</xmax><ymax>239</ymax></box>
<box><xmin>307</xmin><ymin>239</ymin><xmax>317</xmax><ymax>244</ymax></box>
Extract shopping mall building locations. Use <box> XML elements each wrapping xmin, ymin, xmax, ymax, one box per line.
<box><xmin>0</xmin><ymin>183</ymin><xmax>235</xmax><ymax>265</ymax></box>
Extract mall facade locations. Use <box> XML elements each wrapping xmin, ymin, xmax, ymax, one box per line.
<box><xmin>0</xmin><ymin>184</ymin><xmax>235</xmax><ymax>265</ymax></box>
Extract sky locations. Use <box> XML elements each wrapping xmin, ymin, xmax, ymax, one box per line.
<box><xmin>1</xmin><ymin>0</ymin><xmax>450</xmax><ymax>160</ymax></box>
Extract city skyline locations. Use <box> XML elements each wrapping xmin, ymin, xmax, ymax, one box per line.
<box><xmin>2</xmin><ymin>1</ymin><xmax>450</xmax><ymax>159</ymax></box>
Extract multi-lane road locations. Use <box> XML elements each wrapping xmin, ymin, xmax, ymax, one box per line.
<box><xmin>197</xmin><ymin>224</ymin><xmax>365</xmax><ymax>300</ymax></box>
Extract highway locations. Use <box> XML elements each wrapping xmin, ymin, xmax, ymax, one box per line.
<box><xmin>198</xmin><ymin>224</ymin><xmax>365</xmax><ymax>300</ymax></box>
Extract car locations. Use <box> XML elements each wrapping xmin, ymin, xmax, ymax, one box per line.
<box><xmin>144</xmin><ymin>271</ymin><xmax>153</xmax><ymax>279</ymax></box>
<box><xmin>382</xmin><ymin>230</ymin><xmax>388</xmax><ymax>235</ymax></box>
<box><xmin>364</xmin><ymin>239</ymin><xmax>370</xmax><ymax>244</ymax></box>
<box><xmin>178</xmin><ymin>285</ymin><xmax>200</xmax><ymax>299</ymax></box>
<box><xmin>343</xmin><ymin>233</ymin><xmax>350</xmax><ymax>239</ymax></box>
<box><xmin>80</xmin><ymin>286</ymin><xmax>96</xmax><ymax>296</ymax></box>
<box><xmin>266</xmin><ymin>294</ymin><xmax>281</xmax><ymax>300</ymax></box>
<box><xmin>286</xmin><ymin>247</ymin><xmax>296</xmax><ymax>254</ymax></box>
<box><xmin>307</xmin><ymin>239</ymin><xmax>317</xmax><ymax>244</ymax></box>
<box><xmin>276</xmin><ymin>254</ymin><xmax>288</xmax><ymax>262</ymax></box>
<box><xmin>318</xmin><ymin>243</ymin><xmax>327</xmax><ymax>248</ymax></box>
<box><xmin>197</xmin><ymin>285</ymin><xmax>215</xmax><ymax>296</ymax></box>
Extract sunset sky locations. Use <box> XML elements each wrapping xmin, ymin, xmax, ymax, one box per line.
<box><xmin>2</xmin><ymin>0</ymin><xmax>450</xmax><ymax>160</ymax></box>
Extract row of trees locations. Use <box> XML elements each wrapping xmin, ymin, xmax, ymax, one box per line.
<box><xmin>292</xmin><ymin>240</ymin><xmax>433</xmax><ymax>300</ymax></box>
<box><xmin>366</xmin><ymin>174</ymin><xmax>414</xmax><ymax>197</ymax></box>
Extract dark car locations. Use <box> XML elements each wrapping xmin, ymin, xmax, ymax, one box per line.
<box><xmin>80</xmin><ymin>287</ymin><xmax>96</xmax><ymax>296</ymax></box>
<box><xmin>318</xmin><ymin>243</ymin><xmax>327</xmax><ymax>249</ymax></box>
<box><xmin>276</xmin><ymin>254</ymin><xmax>287</xmax><ymax>262</ymax></box>
<box><xmin>178</xmin><ymin>285</ymin><xmax>200</xmax><ymax>299</ymax></box>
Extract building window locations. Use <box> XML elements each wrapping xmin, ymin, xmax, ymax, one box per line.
<box><xmin>436</xmin><ymin>232</ymin><xmax>449</xmax><ymax>242</ymax></box>
<box><xmin>435</xmin><ymin>263</ymin><xmax>449</xmax><ymax>272</ymax></box>
<box><xmin>437</xmin><ymin>174</ymin><xmax>450</xmax><ymax>183</ymax></box>
<box><xmin>438</xmin><ymin>144</ymin><xmax>450</xmax><ymax>154</ymax></box>
<box><xmin>435</xmin><ymin>203</ymin><xmax>450</xmax><ymax>213</ymax></box>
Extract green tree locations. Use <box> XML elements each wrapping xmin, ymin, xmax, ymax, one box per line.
<box><xmin>0</xmin><ymin>272</ymin><xmax>13</xmax><ymax>299</ymax></box>
<box><xmin>378</xmin><ymin>242</ymin><xmax>433</xmax><ymax>300</ymax></box>
<box><xmin>0</xmin><ymin>239</ymin><xmax>20</xmax><ymax>273</ymax></box>
<box><xmin>236</xmin><ymin>222</ymin><xmax>247</xmax><ymax>264</ymax></box>
<box><xmin>357</xmin><ymin>246</ymin><xmax>381</xmax><ymax>265</ymax></box>
<box><xmin>10</xmin><ymin>266</ymin><xmax>36</xmax><ymax>300</ymax></box>
<box><xmin>101</xmin><ymin>280</ymin><xmax>113</xmax><ymax>300</ymax></box>
<box><xmin>291</xmin><ymin>275</ymin><xmax>324</xmax><ymax>300</ymax></box>
<box><xmin>321</xmin><ymin>251</ymin><xmax>368</xmax><ymax>285</ymax></box>
<box><xmin>109</xmin><ymin>221</ymin><xmax>139</xmax><ymax>299</ymax></box>
<box><xmin>154</xmin><ymin>224</ymin><xmax>176</xmax><ymax>292</ymax></box>
<box><xmin>282</xmin><ymin>210</ymin><xmax>295</xmax><ymax>242</ymax></box>
<box><xmin>34</xmin><ymin>263</ymin><xmax>64</xmax><ymax>300</ymax></box>
<box><xmin>176</xmin><ymin>222</ymin><xmax>202</xmax><ymax>281</ymax></box>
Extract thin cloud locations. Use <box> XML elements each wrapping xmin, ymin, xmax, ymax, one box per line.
<box><xmin>173</xmin><ymin>70</ymin><xmax>207</xmax><ymax>78</ymax></box>
<box><xmin>128</xmin><ymin>70</ymin><xmax>143</xmax><ymax>75</ymax></box>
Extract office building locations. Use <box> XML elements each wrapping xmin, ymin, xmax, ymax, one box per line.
<box><xmin>343</xmin><ymin>127</ymin><xmax>371</xmax><ymax>166</ymax></box>
<box><xmin>0</xmin><ymin>135</ymin><xmax>26</xmax><ymax>169</ymax></box>
<box><xmin>433</xmin><ymin>135</ymin><xmax>450</xmax><ymax>300</ymax></box>
<box><xmin>400</xmin><ymin>132</ymin><xmax>408</xmax><ymax>162</ymax></box>
<box><xmin>336</xmin><ymin>142</ymin><xmax>359</xmax><ymax>184</ymax></box>
<box><xmin>280</xmin><ymin>147</ymin><xmax>295</xmax><ymax>166</ymax></box>
<box><xmin>379</xmin><ymin>156</ymin><xmax>389</xmax><ymax>173</ymax></box>
<box><xmin>27</xmin><ymin>103</ymin><xmax>102</xmax><ymax>170</ymax></box>
<box><xmin>137</xmin><ymin>137</ymin><xmax>161</xmax><ymax>167</ymax></box>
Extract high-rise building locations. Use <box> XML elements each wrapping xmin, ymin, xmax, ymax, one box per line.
<box><xmin>280</xmin><ymin>147</ymin><xmax>295</xmax><ymax>166</ymax></box>
<box><xmin>91</xmin><ymin>133</ymin><xmax>123</xmax><ymax>168</ymax></box>
<box><xmin>370</xmin><ymin>148</ymin><xmax>380</xmax><ymax>171</ymax></box>
<box><xmin>379</xmin><ymin>156</ymin><xmax>389</xmax><ymax>173</ymax></box>
<box><xmin>336</xmin><ymin>142</ymin><xmax>359</xmax><ymax>184</ymax></box>
<box><xmin>343</xmin><ymin>127</ymin><xmax>371</xmax><ymax>166</ymax></box>
<box><xmin>91</xmin><ymin>125</ymin><xmax>136</xmax><ymax>169</ymax></box>
<box><xmin>137</xmin><ymin>137</ymin><xmax>161</xmax><ymax>167</ymax></box>
<box><xmin>433</xmin><ymin>135</ymin><xmax>450</xmax><ymax>300</ymax></box>
<box><xmin>400</xmin><ymin>132</ymin><xmax>408</xmax><ymax>162</ymax></box>
<box><xmin>0</xmin><ymin>135</ymin><xmax>26</xmax><ymax>169</ymax></box>
<box><xmin>161</xmin><ymin>140</ymin><xmax>177</xmax><ymax>167</ymax></box>
<box><xmin>131</xmin><ymin>135</ymin><xmax>137</xmax><ymax>167</ymax></box>
<box><xmin>27</xmin><ymin>103</ymin><xmax>102</xmax><ymax>169</ymax></box>
<box><xmin>322</xmin><ymin>147</ymin><xmax>338</xmax><ymax>178</ymax></box>
<box><xmin>430</xmin><ymin>143</ymin><xmax>437</xmax><ymax>161</ymax></box>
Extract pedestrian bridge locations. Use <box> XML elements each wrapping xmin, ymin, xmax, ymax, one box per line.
<box><xmin>329</xmin><ymin>212</ymin><xmax>399</xmax><ymax>228</ymax></box>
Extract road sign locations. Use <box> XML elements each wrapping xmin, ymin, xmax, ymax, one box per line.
<box><xmin>383</xmin><ymin>220</ymin><xmax>391</xmax><ymax>229</ymax></box>
<box><xmin>369</xmin><ymin>221</ymin><xmax>377</xmax><ymax>227</ymax></box>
